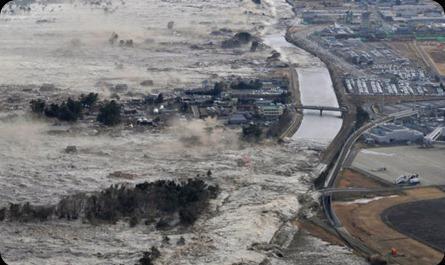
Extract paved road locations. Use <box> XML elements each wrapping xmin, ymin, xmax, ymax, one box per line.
<box><xmin>320</xmin><ymin>109</ymin><xmax>419</xmax><ymax>256</ymax></box>
<box><xmin>320</xmin><ymin>185</ymin><xmax>436</xmax><ymax>195</ymax></box>
<box><xmin>323</xmin><ymin>109</ymin><xmax>418</xmax><ymax>189</ymax></box>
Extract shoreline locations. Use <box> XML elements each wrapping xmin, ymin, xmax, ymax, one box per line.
<box><xmin>279</xmin><ymin>66</ymin><xmax>302</xmax><ymax>139</ymax></box>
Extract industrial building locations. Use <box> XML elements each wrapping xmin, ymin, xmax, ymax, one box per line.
<box><xmin>257</xmin><ymin>103</ymin><xmax>284</xmax><ymax>120</ymax></box>
<box><xmin>364</xmin><ymin>124</ymin><xmax>424</xmax><ymax>144</ymax></box>
<box><xmin>228</xmin><ymin>113</ymin><xmax>249</xmax><ymax>125</ymax></box>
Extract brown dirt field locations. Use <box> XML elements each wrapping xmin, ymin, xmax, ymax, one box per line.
<box><xmin>333</xmin><ymin>187</ymin><xmax>445</xmax><ymax>265</ymax></box>
<box><xmin>386</xmin><ymin>41</ymin><xmax>426</xmax><ymax>66</ymax></box>
<box><xmin>294</xmin><ymin>219</ymin><xmax>345</xmax><ymax>247</ymax></box>
<box><xmin>386</xmin><ymin>41</ymin><xmax>445</xmax><ymax>78</ymax></box>
<box><xmin>430</xmin><ymin>51</ymin><xmax>445</xmax><ymax>63</ymax></box>
<box><xmin>337</xmin><ymin>168</ymin><xmax>386</xmax><ymax>189</ymax></box>
<box><xmin>423</xmin><ymin>45</ymin><xmax>445</xmax><ymax>76</ymax></box>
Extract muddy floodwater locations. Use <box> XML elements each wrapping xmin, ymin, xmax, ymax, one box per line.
<box><xmin>261</xmin><ymin>0</ymin><xmax>343</xmax><ymax>145</ymax></box>
<box><xmin>292</xmin><ymin>67</ymin><xmax>343</xmax><ymax>145</ymax></box>
<box><xmin>0</xmin><ymin>0</ymin><xmax>273</xmax><ymax>93</ymax></box>
<box><xmin>0</xmin><ymin>0</ymin><xmax>363</xmax><ymax>264</ymax></box>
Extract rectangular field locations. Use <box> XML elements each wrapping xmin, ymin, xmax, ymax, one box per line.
<box><xmin>352</xmin><ymin>146</ymin><xmax>445</xmax><ymax>186</ymax></box>
<box><xmin>420</xmin><ymin>43</ymin><xmax>445</xmax><ymax>76</ymax></box>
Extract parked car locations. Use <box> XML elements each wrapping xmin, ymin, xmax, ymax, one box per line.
<box><xmin>395</xmin><ymin>174</ymin><xmax>420</xmax><ymax>186</ymax></box>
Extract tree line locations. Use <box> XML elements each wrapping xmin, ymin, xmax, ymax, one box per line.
<box><xmin>30</xmin><ymin>93</ymin><xmax>122</xmax><ymax>126</ymax></box>
<box><xmin>1</xmin><ymin>179</ymin><xmax>219</xmax><ymax>228</ymax></box>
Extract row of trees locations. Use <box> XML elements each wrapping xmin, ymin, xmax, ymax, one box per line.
<box><xmin>230</xmin><ymin>79</ymin><xmax>263</xmax><ymax>90</ymax></box>
<box><xmin>355</xmin><ymin>106</ymin><xmax>370</xmax><ymax>129</ymax></box>
<box><xmin>30</xmin><ymin>93</ymin><xmax>121</xmax><ymax>126</ymax></box>
<box><xmin>2</xmin><ymin>179</ymin><xmax>219</xmax><ymax>228</ymax></box>
<box><xmin>69</xmin><ymin>178</ymin><xmax>218</xmax><ymax>226</ymax></box>
<box><xmin>31</xmin><ymin>98</ymin><xmax>83</xmax><ymax>122</ymax></box>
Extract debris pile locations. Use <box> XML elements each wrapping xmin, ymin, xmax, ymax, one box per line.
<box><xmin>222</xmin><ymin>32</ymin><xmax>255</xmax><ymax>49</ymax></box>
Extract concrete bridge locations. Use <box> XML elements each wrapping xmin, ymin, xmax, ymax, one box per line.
<box><xmin>293</xmin><ymin>104</ymin><xmax>349</xmax><ymax>116</ymax></box>
<box><xmin>424</xmin><ymin>126</ymin><xmax>445</xmax><ymax>147</ymax></box>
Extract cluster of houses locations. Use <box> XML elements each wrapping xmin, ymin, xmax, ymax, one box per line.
<box><xmin>120</xmin><ymin>77</ymin><xmax>290</xmax><ymax>128</ymax></box>
<box><xmin>315</xmin><ymin>25</ymin><xmax>444</xmax><ymax>96</ymax></box>
<box><xmin>183</xmin><ymin>78</ymin><xmax>289</xmax><ymax>126</ymax></box>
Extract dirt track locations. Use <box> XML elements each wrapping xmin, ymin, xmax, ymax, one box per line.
<box><xmin>334</xmin><ymin>187</ymin><xmax>445</xmax><ymax>265</ymax></box>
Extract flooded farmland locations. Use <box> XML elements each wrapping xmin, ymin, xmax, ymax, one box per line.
<box><xmin>0</xmin><ymin>0</ymin><xmax>364</xmax><ymax>264</ymax></box>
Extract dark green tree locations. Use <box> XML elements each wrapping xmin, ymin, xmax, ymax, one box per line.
<box><xmin>231</xmin><ymin>79</ymin><xmax>262</xmax><ymax>90</ymax></box>
<box><xmin>30</xmin><ymin>99</ymin><xmax>46</xmax><ymax>114</ymax></box>
<box><xmin>356</xmin><ymin>106</ymin><xmax>370</xmax><ymax>129</ymax></box>
<box><xmin>44</xmin><ymin>103</ymin><xmax>60</xmax><ymax>118</ymax></box>
<box><xmin>80</xmin><ymin>93</ymin><xmax>99</xmax><ymax>108</ymax></box>
<box><xmin>154</xmin><ymin>93</ymin><xmax>164</xmax><ymax>104</ymax></box>
<box><xmin>97</xmin><ymin>100</ymin><xmax>121</xmax><ymax>126</ymax></box>
<box><xmin>242</xmin><ymin>123</ymin><xmax>263</xmax><ymax>141</ymax></box>
<box><xmin>57</xmin><ymin>98</ymin><xmax>83</xmax><ymax>122</ymax></box>
<box><xmin>213</xmin><ymin>82</ymin><xmax>225</xmax><ymax>96</ymax></box>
